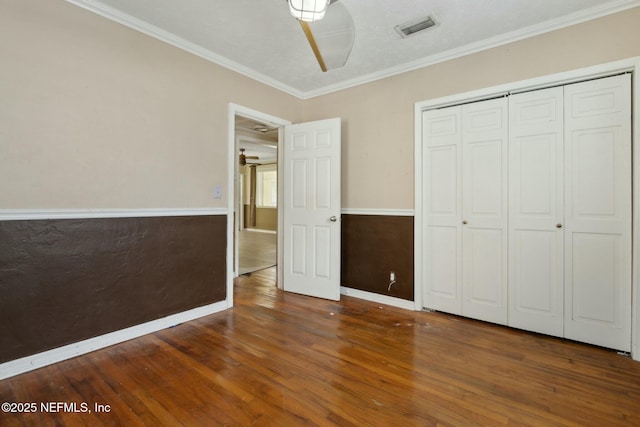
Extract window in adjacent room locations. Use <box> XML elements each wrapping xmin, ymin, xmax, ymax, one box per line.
<box><xmin>256</xmin><ymin>165</ymin><xmax>277</xmax><ymax>207</ymax></box>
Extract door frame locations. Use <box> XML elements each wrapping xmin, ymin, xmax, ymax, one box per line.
<box><xmin>414</xmin><ymin>57</ymin><xmax>640</xmax><ymax>360</ymax></box>
<box><xmin>227</xmin><ymin>103</ymin><xmax>291</xmax><ymax>307</ymax></box>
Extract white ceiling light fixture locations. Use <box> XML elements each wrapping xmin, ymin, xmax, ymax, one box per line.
<box><xmin>289</xmin><ymin>0</ymin><xmax>330</xmax><ymax>22</ymax></box>
<box><xmin>287</xmin><ymin>0</ymin><xmax>354</xmax><ymax>72</ymax></box>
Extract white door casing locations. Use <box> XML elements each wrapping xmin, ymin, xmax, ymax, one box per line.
<box><xmin>461</xmin><ymin>98</ymin><xmax>509</xmax><ymax>325</ymax></box>
<box><xmin>228</xmin><ymin>104</ymin><xmax>292</xmax><ymax>306</ymax></box>
<box><xmin>508</xmin><ymin>87</ymin><xmax>564</xmax><ymax>337</ymax></box>
<box><xmin>563</xmin><ymin>74</ymin><xmax>632</xmax><ymax>351</ymax></box>
<box><xmin>283</xmin><ymin>118</ymin><xmax>341</xmax><ymax>300</ymax></box>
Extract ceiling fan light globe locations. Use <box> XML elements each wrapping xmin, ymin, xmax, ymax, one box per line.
<box><xmin>289</xmin><ymin>0</ymin><xmax>329</xmax><ymax>22</ymax></box>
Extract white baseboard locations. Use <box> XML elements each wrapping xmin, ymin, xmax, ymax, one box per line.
<box><xmin>243</xmin><ymin>228</ymin><xmax>277</xmax><ymax>234</ymax></box>
<box><xmin>0</xmin><ymin>300</ymin><xmax>229</xmax><ymax>380</ymax></box>
<box><xmin>340</xmin><ymin>287</ymin><xmax>415</xmax><ymax>311</ymax></box>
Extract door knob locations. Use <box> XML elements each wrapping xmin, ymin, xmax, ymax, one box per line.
<box><xmin>462</xmin><ymin>220</ymin><xmax>468</xmax><ymax>225</ymax></box>
<box><xmin>556</xmin><ymin>223</ymin><xmax>562</xmax><ymax>228</ymax></box>
<box><xmin>329</xmin><ymin>216</ymin><xmax>338</xmax><ymax>222</ymax></box>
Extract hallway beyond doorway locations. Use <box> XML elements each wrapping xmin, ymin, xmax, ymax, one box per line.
<box><xmin>238</xmin><ymin>229</ymin><xmax>276</xmax><ymax>275</ymax></box>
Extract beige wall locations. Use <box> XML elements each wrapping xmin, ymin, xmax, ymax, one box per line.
<box><xmin>302</xmin><ymin>7</ymin><xmax>640</xmax><ymax>210</ymax></box>
<box><xmin>0</xmin><ymin>0</ymin><xmax>303</xmax><ymax>209</ymax></box>
<box><xmin>255</xmin><ymin>208</ymin><xmax>277</xmax><ymax>231</ymax></box>
<box><xmin>2</xmin><ymin>1</ymin><xmax>640</xmax><ymax>211</ymax></box>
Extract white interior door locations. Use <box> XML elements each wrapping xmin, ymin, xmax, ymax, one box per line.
<box><xmin>422</xmin><ymin>106</ymin><xmax>463</xmax><ymax>314</ymax></box>
<box><xmin>564</xmin><ymin>74</ymin><xmax>632</xmax><ymax>351</ymax></box>
<box><xmin>461</xmin><ymin>98</ymin><xmax>508</xmax><ymax>325</ymax></box>
<box><xmin>508</xmin><ymin>87</ymin><xmax>564</xmax><ymax>337</ymax></box>
<box><xmin>282</xmin><ymin>118</ymin><xmax>341</xmax><ymax>300</ymax></box>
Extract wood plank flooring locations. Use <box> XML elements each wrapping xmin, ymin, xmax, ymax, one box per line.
<box><xmin>238</xmin><ymin>230</ymin><xmax>276</xmax><ymax>275</ymax></box>
<box><xmin>1</xmin><ymin>267</ymin><xmax>640</xmax><ymax>426</ymax></box>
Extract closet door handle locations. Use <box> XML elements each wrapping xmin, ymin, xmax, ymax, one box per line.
<box><xmin>556</xmin><ymin>223</ymin><xmax>562</xmax><ymax>228</ymax></box>
<box><xmin>462</xmin><ymin>220</ymin><xmax>468</xmax><ymax>225</ymax></box>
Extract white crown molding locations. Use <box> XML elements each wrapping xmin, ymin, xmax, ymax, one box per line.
<box><xmin>65</xmin><ymin>0</ymin><xmax>640</xmax><ymax>100</ymax></box>
<box><xmin>341</xmin><ymin>208</ymin><xmax>414</xmax><ymax>217</ymax></box>
<box><xmin>303</xmin><ymin>0</ymin><xmax>640</xmax><ymax>98</ymax></box>
<box><xmin>0</xmin><ymin>208</ymin><xmax>227</xmax><ymax>221</ymax></box>
<box><xmin>0</xmin><ymin>301</ymin><xmax>228</xmax><ymax>380</ymax></box>
<box><xmin>63</xmin><ymin>0</ymin><xmax>307</xmax><ymax>99</ymax></box>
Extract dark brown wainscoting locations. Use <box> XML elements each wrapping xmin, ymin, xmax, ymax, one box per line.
<box><xmin>341</xmin><ymin>214</ymin><xmax>414</xmax><ymax>301</ymax></box>
<box><xmin>0</xmin><ymin>215</ymin><xmax>226</xmax><ymax>364</ymax></box>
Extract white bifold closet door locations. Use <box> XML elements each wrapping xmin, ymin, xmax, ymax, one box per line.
<box><xmin>508</xmin><ymin>74</ymin><xmax>631</xmax><ymax>351</ymax></box>
<box><xmin>461</xmin><ymin>99</ymin><xmax>508</xmax><ymax>325</ymax></box>
<box><xmin>422</xmin><ymin>97</ymin><xmax>508</xmax><ymax>324</ymax></box>
<box><xmin>508</xmin><ymin>86</ymin><xmax>565</xmax><ymax>337</ymax></box>
<box><xmin>424</xmin><ymin>73</ymin><xmax>631</xmax><ymax>352</ymax></box>
<box><xmin>422</xmin><ymin>106</ymin><xmax>463</xmax><ymax>315</ymax></box>
<box><xmin>563</xmin><ymin>75</ymin><xmax>632</xmax><ymax>352</ymax></box>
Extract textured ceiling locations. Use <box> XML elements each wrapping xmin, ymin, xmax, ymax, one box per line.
<box><xmin>71</xmin><ymin>0</ymin><xmax>640</xmax><ymax>98</ymax></box>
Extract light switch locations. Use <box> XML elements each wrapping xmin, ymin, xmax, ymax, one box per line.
<box><xmin>213</xmin><ymin>185</ymin><xmax>222</xmax><ymax>199</ymax></box>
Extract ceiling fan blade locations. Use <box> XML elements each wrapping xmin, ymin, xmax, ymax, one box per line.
<box><xmin>299</xmin><ymin>2</ymin><xmax>354</xmax><ymax>72</ymax></box>
<box><xmin>300</xmin><ymin>20</ymin><xmax>327</xmax><ymax>72</ymax></box>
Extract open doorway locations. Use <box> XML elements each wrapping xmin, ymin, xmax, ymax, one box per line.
<box><xmin>235</xmin><ymin>117</ymin><xmax>278</xmax><ymax>275</ymax></box>
<box><xmin>228</xmin><ymin>105</ymin><xmax>291</xmax><ymax>306</ymax></box>
<box><xmin>227</xmin><ymin>105</ymin><xmax>343</xmax><ymax>306</ymax></box>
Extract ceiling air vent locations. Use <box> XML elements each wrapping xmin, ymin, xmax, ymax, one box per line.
<box><xmin>395</xmin><ymin>16</ymin><xmax>436</xmax><ymax>38</ymax></box>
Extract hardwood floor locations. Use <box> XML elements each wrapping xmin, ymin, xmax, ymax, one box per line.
<box><xmin>1</xmin><ymin>267</ymin><xmax>639</xmax><ymax>426</ymax></box>
<box><xmin>238</xmin><ymin>230</ymin><xmax>276</xmax><ymax>275</ymax></box>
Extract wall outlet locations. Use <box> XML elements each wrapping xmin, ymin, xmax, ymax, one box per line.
<box><xmin>388</xmin><ymin>271</ymin><xmax>397</xmax><ymax>292</ymax></box>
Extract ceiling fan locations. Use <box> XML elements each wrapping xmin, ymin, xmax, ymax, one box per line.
<box><xmin>239</xmin><ymin>148</ymin><xmax>260</xmax><ymax>166</ymax></box>
<box><xmin>288</xmin><ymin>0</ymin><xmax>355</xmax><ymax>72</ymax></box>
